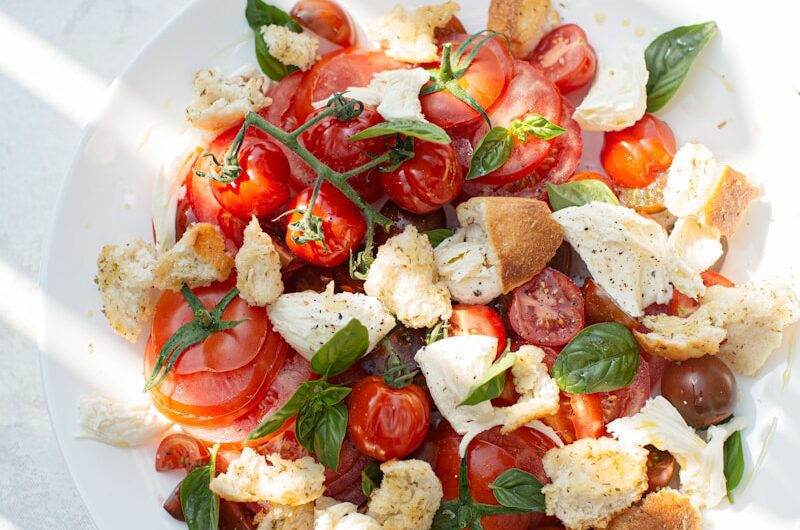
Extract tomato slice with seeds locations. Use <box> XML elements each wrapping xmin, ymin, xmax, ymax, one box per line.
<box><xmin>155</xmin><ymin>433</ymin><xmax>210</xmax><ymax>471</ymax></box>
<box><xmin>601</xmin><ymin>113</ymin><xmax>677</xmax><ymax>189</ymax></box>
<box><xmin>528</xmin><ymin>24</ymin><xmax>597</xmax><ymax>94</ymax></box>
<box><xmin>508</xmin><ymin>267</ymin><xmax>585</xmax><ymax>347</ymax></box>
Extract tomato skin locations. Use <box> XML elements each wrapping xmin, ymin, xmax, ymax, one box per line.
<box><xmin>187</xmin><ymin>163</ymin><xmax>246</xmax><ymax>253</ymax></box>
<box><xmin>290</xmin><ymin>0</ymin><xmax>355</xmax><ymax>48</ymax></box>
<box><xmin>528</xmin><ymin>24</ymin><xmax>597</xmax><ymax>94</ymax></box>
<box><xmin>661</xmin><ymin>356</ymin><xmax>737</xmax><ymax>428</ymax></box>
<box><xmin>646</xmin><ymin>447</ymin><xmax>676</xmax><ymax>492</ymax></box>
<box><xmin>568</xmin><ymin>393</ymin><xmax>605</xmax><ymax>439</ymax></box>
<box><xmin>668</xmin><ymin>289</ymin><xmax>699</xmax><ymax>318</ymax></box>
<box><xmin>347</xmin><ymin>376</ymin><xmax>431</xmax><ymax>461</ymax></box>
<box><xmin>598</xmin><ymin>354</ymin><xmax>651</xmax><ymax>423</ymax></box>
<box><xmin>582</xmin><ymin>278</ymin><xmax>643</xmax><ymax>332</ymax></box>
<box><xmin>381</xmin><ymin>140</ymin><xmax>463</xmax><ymax>214</ymax></box>
<box><xmin>701</xmin><ymin>270</ymin><xmax>734</xmax><ymax>288</ymax></box>
<box><xmin>449</xmin><ymin>305</ymin><xmax>507</xmax><ymax>357</ymax></box>
<box><xmin>285</xmin><ymin>182</ymin><xmax>366</xmax><ymax>267</ymax></box>
<box><xmin>601</xmin><ymin>114</ymin><xmax>677</xmax><ymax>188</ymax></box>
<box><xmin>155</xmin><ymin>433</ymin><xmax>210</xmax><ymax>471</ymax></box>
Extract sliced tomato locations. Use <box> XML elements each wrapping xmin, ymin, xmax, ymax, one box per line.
<box><xmin>264</xmin><ymin>70</ymin><xmax>306</xmax><ymax>131</ymax></box>
<box><xmin>598</xmin><ymin>355</ymin><xmax>651</xmax><ymax>422</ymax></box>
<box><xmin>582</xmin><ymin>278</ymin><xmax>643</xmax><ymax>332</ymax></box>
<box><xmin>528</xmin><ymin>24</ymin><xmax>597</xmax><ymax>94</ymax></box>
<box><xmin>155</xmin><ymin>433</ymin><xmax>210</xmax><ymax>471</ymax></box>
<box><xmin>569</xmin><ymin>393</ymin><xmax>605</xmax><ymax>439</ymax></box>
<box><xmin>449</xmin><ymin>304</ymin><xmax>507</xmax><ymax>356</ymax></box>
<box><xmin>668</xmin><ymin>289</ymin><xmax>699</xmax><ymax>318</ymax></box>
<box><xmin>701</xmin><ymin>270</ymin><xmax>734</xmax><ymax>288</ymax></box>
<box><xmin>540</xmin><ymin>393</ymin><xmax>576</xmax><ymax>444</ymax></box>
<box><xmin>601</xmin><ymin>114</ymin><xmax>676</xmax><ymax>189</ymax></box>
<box><xmin>421</xmin><ymin>34</ymin><xmax>514</xmax><ymax>129</ymax></box>
<box><xmin>293</xmin><ymin>48</ymin><xmax>404</xmax><ymax>123</ymax></box>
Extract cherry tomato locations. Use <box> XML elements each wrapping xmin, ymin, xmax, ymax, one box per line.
<box><xmin>433</xmin><ymin>15</ymin><xmax>467</xmax><ymax>43</ymax></box>
<box><xmin>568</xmin><ymin>393</ymin><xmax>605</xmax><ymax>439</ymax></box>
<box><xmin>449</xmin><ymin>304</ymin><xmax>507</xmax><ymax>357</ymax></box>
<box><xmin>598</xmin><ymin>355</ymin><xmax>650</xmax><ymax>422</ymax></box>
<box><xmin>347</xmin><ymin>376</ymin><xmax>431</xmax><ymax>461</ymax></box>
<box><xmin>646</xmin><ymin>447</ymin><xmax>676</xmax><ymax>492</ymax></box>
<box><xmin>618</xmin><ymin>171</ymin><xmax>668</xmax><ymax>214</ymax></box>
<box><xmin>701</xmin><ymin>270</ymin><xmax>735</xmax><ymax>288</ymax></box>
<box><xmin>285</xmin><ymin>182</ymin><xmax>366</xmax><ymax>267</ymax></box>
<box><xmin>375</xmin><ymin>201</ymin><xmax>447</xmax><ymax>245</ymax></box>
<box><xmin>601</xmin><ymin>114</ymin><xmax>677</xmax><ymax>188</ymax></box>
<box><xmin>540</xmin><ymin>393</ymin><xmax>576</xmax><ymax>444</ymax></box>
<box><xmin>381</xmin><ymin>140</ymin><xmax>463</xmax><ymax>214</ymax></box>
<box><xmin>528</xmin><ymin>24</ymin><xmax>597</xmax><ymax>94</ymax></box>
<box><xmin>661</xmin><ymin>356</ymin><xmax>737</xmax><ymax>428</ymax></box>
<box><xmin>186</xmin><ymin>163</ymin><xmax>246</xmax><ymax>254</ymax></box>
<box><xmin>509</xmin><ymin>267</ymin><xmax>585</xmax><ymax>347</ymax></box>
<box><xmin>360</xmin><ymin>326</ymin><xmax>427</xmax><ymax>376</ymax></box>
<box><xmin>582</xmin><ymin>278</ymin><xmax>643</xmax><ymax>332</ymax></box>
<box><xmin>421</xmin><ymin>34</ymin><xmax>514</xmax><ymax>129</ymax></box>
<box><xmin>155</xmin><ymin>433</ymin><xmax>210</xmax><ymax>471</ymax></box>
<box><xmin>668</xmin><ymin>289</ymin><xmax>699</xmax><ymax>318</ymax></box>
<box><xmin>290</xmin><ymin>0</ymin><xmax>355</xmax><ymax>48</ymax></box>
<box><xmin>300</xmin><ymin>106</ymin><xmax>386</xmax><ymax>202</ymax></box>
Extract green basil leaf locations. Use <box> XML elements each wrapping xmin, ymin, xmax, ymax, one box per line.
<box><xmin>466</xmin><ymin>127</ymin><xmax>514</xmax><ymax>180</ymax></box>
<box><xmin>509</xmin><ymin>114</ymin><xmax>566</xmax><ymax>141</ymax></box>
<box><xmin>645</xmin><ymin>21</ymin><xmax>717</xmax><ymax>112</ymax></box>
<box><xmin>311</xmin><ymin>318</ymin><xmax>370</xmax><ymax>377</ymax></box>
<box><xmin>488</xmin><ymin>468</ymin><xmax>545</xmax><ymax>512</ymax></box>
<box><xmin>361</xmin><ymin>461</ymin><xmax>384</xmax><ymax>497</ymax></box>
<box><xmin>551</xmin><ymin>323</ymin><xmax>640</xmax><ymax>393</ymax></box>
<box><xmin>349</xmin><ymin>119</ymin><xmax>451</xmax><ymax>144</ymax></box>
<box><xmin>245</xmin><ymin>0</ymin><xmax>302</xmax><ymax>81</ymax></box>
<box><xmin>459</xmin><ymin>350</ymin><xmax>517</xmax><ymax>406</ymax></box>
<box><xmin>180</xmin><ymin>447</ymin><xmax>219</xmax><ymax>530</ymax></box>
<box><xmin>431</xmin><ymin>500</ymin><xmax>461</xmax><ymax>530</ymax></box>
<box><xmin>294</xmin><ymin>401</ymin><xmax>321</xmax><ymax>450</ymax></box>
<box><xmin>316</xmin><ymin>384</ymin><xmax>352</xmax><ymax>406</ymax></box>
<box><xmin>313</xmin><ymin>401</ymin><xmax>348</xmax><ymax>470</ymax></box>
<box><xmin>724</xmin><ymin>429</ymin><xmax>745</xmax><ymax>502</ymax></box>
<box><xmin>247</xmin><ymin>381</ymin><xmax>315</xmax><ymax>439</ymax></box>
<box><xmin>424</xmin><ymin>228</ymin><xmax>454</xmax><ymax>248</ymax></box>
<box><xmin>546</xmin><ymin>180</ymin><xmax>620</xmax><ymax>211</ymax></box>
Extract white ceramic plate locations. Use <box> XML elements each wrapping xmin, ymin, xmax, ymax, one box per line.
<box><xmin>40</xmin><ymin>0</ymin><xmax>800</xmax><ymax>528</ymax></box>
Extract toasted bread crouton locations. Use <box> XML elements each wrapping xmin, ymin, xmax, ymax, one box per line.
<box><xmin>368</xmin><ymin>2</ymin><xmax>460</xmax><ymax>64</ymax></box>
<box><xmin>153</xmin><ymin>223</ymin><xmax>234</xmax><ymax>291</ymax></box>
<box><xmin>502</xmin><ymin>345</ymin><xmax>560</xmax><ymax>432</ymax></box>
<box><xmin>367</xmin><ymin>459</ymin><xmax>443</xmax><ymax>530</ymax></box>
<box><xmin>635</xmin><ymin>305</ymin><xmax>726</xmax><ymax>361</ymax></box>
<box><xmin>487</xmin><ymin>0</ymin><xmax>560</xmax><ymax>58</ymax></box>
<box><xmin>96</xmin><ymin>240</ymin><xmax>156</xmax><ymax>342</ymax></box>
<box><xmin>236</xmin><ymin>218</ymin><xmax>284</xmax><ymax>307</ymax></box>
<box><xmin>261</xmin><ymin>25</ymin><xmax>320</xmax><ymax>71</ymax></box>
<box><xmin>702</xmin><ymin>165</ymin><xmax>759</xmax><ymax>237</ymax></box>
<box><xmin>185</xmin><ymin>68</ymin><xmax>271</xmax><ymax>132</ymax></box>
<box><xmin>542</xmin><ymin>437</ymin><xmax>649</xmax><ymax>530</ymax></box>
<box><xmin>254</xmin><ymin>502</ymin><xmax>314</xmax><ymax>530</ymax></box>
<box><xmin>606</xmin><ymin>488</ymin><xmax>702</xmax><ymax>530</ymax></box>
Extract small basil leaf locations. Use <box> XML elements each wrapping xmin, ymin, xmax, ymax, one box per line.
<box><xmin>424</xmin><ymin>228</ymin><xmax>454</xmax><ymax>248</ymax></box>
<box><xmin>247</xmin><ymin>381</ymin><xmax>315</xmax><ymax>439</ymax></box>
<box><xmin>180</xmin><ymin>447</ymin><xmax>219</xmax><ymax>530</ymax></box>
<box><xmin>724</xmin><ymin>429</ymin><xmax>745</xmax><ymax>502</ymax></box>
<box><xmin>509</xmin><ymin>114</ymin><xmax>566</xmax><ymax>141</ymax></box>
<box><xmin>316</xmin><ymin>384</ymin><xmax>352</xmax><ymax>406</ymax></box>
<box><xmin>467</xmin><ymin>127</ymin><xmax>514</xmax><ymax>180</ymax></box>
<box><xmin>459</xmin><ymin>350</ymin><xmax>517</xmax><ymax>406</ymax></box>
<box><xmin>551</xmin><ymin>322</ymin><xmax>639</xmax><ymax>393</ymax></box>
<box><xmin>313</xmin><ymin>402</ymin><xmax>348</xmax><ymax>470</ymax></box>
<box><xmin>245</xmin><ymin>0</ymin><xmax>302</xmax><ymax>81</ymax></box>
<box><xmin>488</xmin><ymin>468</ymin><xmax>545</xmax><ymax>512</ymax></box>
<box><xmin>349</xmin><ymin>119</ymin><xmax>451</xmax><ymax>144</ymax></box>
<box><xmin>361</xmin><ymin>461</ymin><xmax>384</xmax><ymax>497</ymax></box>
<box><xmin>546</xmin><ymin>180</ymin><xmax>620</xmax><ymax>211</ymax></box>
<box><xmin>311</xmin><ymin>319</ymin><xmax>370</xmax><ymax>377</ymax></box>
<box><xmin>294</xmin><ymin>401</ymin><xmax>320</xmax><ymax>450</ymax></box>
<box><xmin>645</xmin><ymin>21</ymin><xmax>717</xmax><ymax>112</ymax></box>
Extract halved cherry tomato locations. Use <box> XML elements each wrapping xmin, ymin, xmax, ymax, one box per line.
<box><xmin>701</xmin><ymin>270</ymin><xmax>734</xmax><ymax>288</ymax></box>
<box><xmin>668</xmin><ymin>289</ymin><xmax>699</xmax><ymax>318</ymax></box>
<box><xmin>449</xmin><ymin>304</ymin><xmax>507</xmax><ymax>357</ymax></box>
<box><xmin>381</xmin><ymin>140</ymin><xmax>463</xmax><ymax>214</ymax></box>
<box><xmin>285</xmin><ymin>182</ymin><xmax>366</xmax><ymax>267</ymax></box>
<box><xmin>186</xmin><ymin>164</ymin><xmax>246</xmax><ymax>253</ymax></box>
<box><xmin>601</xmin><ymin>114</ymin><xmax>677</xmax><ymax>188</ymax></box>
<box><xmin>290</xmin><ymin>0</ymin><xmax>355</xmax><ymax>48</ymax></box>
<box><xmin>598</xmin><ymin>355</ymin><xmax>650</xmax><ymax>422</ymax></box>
<box><xmin>509</xmin><ymin>267</ymin><xmax>585</xmax><ymax>347</ymax></box>
<box><xmin>528</xmin><ymin>24</ymin><xmax>597</xmax><ymax>94</ymax></box>
<box><xmin>618</xmin><ymin>171</ymin><xmax>667</xmax><ymax>213</ymax></box>
<box><xmin>264</xmin><ymin>70</ymin><xmax>306</xmax><ymax>131</ymax></box>
<box><xmin>155</xmin><ymin>433</ymin><xmax>210</xmax><ymax>471</ymax></box>
<box><xmin>582</xmin><ymin>278</ymin><xmax>643</xmax><ymax>332</ymax></box>
<box><xmin>421</xmin><ymin>34</ymin><xmax>514</xmax><ymax>129</ymax></box>
<box><xmin>300</xmin><ymin>106</ymin><xmax>386</xmax><ymax>202</ymax></box>
<box><xmin>569</xmin><ymin>393</ymin><xmax>605</xmax><ymax>439</ymax></box>
<box><xmin>293</xmin><ymin>48</ymin><xmax>404</xmax><ymax>123</ymax></box>
<box><xmin>347</xmin><ymin>376</ymin><xmax>431</xmax><ymax>461</ymax></box>
<box><xmin>646</xmin><ymin>447</ymin><xmax>676</xmax><ymax>492</ymax></box>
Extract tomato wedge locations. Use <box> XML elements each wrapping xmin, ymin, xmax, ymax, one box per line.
<box><xmin>569</xmin><ymin>393</ymin><xmax>605</xmax><ymax>439</ymax></box>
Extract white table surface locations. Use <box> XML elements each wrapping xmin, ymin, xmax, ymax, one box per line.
<box><xmin>0</xmin><ymin>1</ymin><xmax>188</xmax><ymax>527</ymax></box>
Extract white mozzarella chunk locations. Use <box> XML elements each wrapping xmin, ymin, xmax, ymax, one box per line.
<box><xmin>77</xmin><ymin>395</ymin><xmax>172</xmax><ymax>447</ymax></box>
<box><xmin>667</xmin><ymin>216</ymin><xmax>723</xmax><ymax>298</ymax></box>
<box><xmin>345</xmin><ymin>68</ymin><xmax>430</xmax><ymax>122</ymax></box>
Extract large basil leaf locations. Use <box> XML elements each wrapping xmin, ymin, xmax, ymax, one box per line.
<box><xmin>466</xmin><ymin>127</ymin><xmax>514</xmax><ymax>180</ymax></box>
<box><xmin>180</xmin><ymin>447</ymin><xmax>219</xmax><ymax>530</ymax></box>
<box><xmin>424</xmin><ymin>228</ymin><xmax>454</xmax><ymax>248</ymax></box>
<box><xmin>645</xmin><ymin>22</ymin><xmax>717</xmax><ymax>112</ymax></box>
<box><xmin>551</xmin><ymin>323</ymin><xmax>639</xmax><ymax>393</ymax></box>
<box><xmin>489</xmin><ymin>468</ymin><xmax>545</xmax><ymax>512</ymax></box>
<box><xmin>459</xmin><ymin>350</ymin><xmax>517</xmax><ymax>406</ymax></box>
<box><xmin>546</xmin><ymin>180</ymin><xmax>620</xmax><ymax>211</ymax></box>
<box><xmin>724</xmin><ymin>429</ymin><xmax>745</xmax><ymax>502</ymax></box>
<box><xmin>311</xmin><ymin>319</ymin><xmax>369</xmax><ymax>377</ymax></box>
<box><xmin>247</xmin><ymin>381</ymin><xmax>315</xmax><ymax>439</ymax></box>
<box><xmin>508</xmin><ymin>114</ymin><xmax>565</xmax><ymax>142</ymax></box>
<box><xmin>245</xmin><ymin>0</ymin><xmax>302</xmax><ymax>81</ymax></box>
<box><xmin>313</xmin><ymin>402</ymin><xmax>349</xmax><ymax>470</ymax></box>
<box><xmin>349</xmin><ymin>119</ymin><xmax>451</xmax><ymax>144</ymax></box>
<box><xmin>361</xmin><ymin>461</ymin><xmax>384</xmax><ymax>497</ymax></box>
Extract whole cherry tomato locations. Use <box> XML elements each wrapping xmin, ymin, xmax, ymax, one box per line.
<box><xmin>528</xmin><ymin>24</ymin><xmax>597</xmax><ymax>94</ymax></box>
<box><xmin>381</xmin><ymin>140</ymin><xmax>463</xmax><ymax>214</ymax></box>
<box><xmin>290</xmin><ymin>0</ymin><xmax>355</xmax><ymax>48</ymax></box>
<box><xmin>449</xmin><ymin>304</ymin><xmax>507</xmax><ymax>357</ymax></box>
<box><xmin>661</xmin><ymin>356</ymin><xmax>737</xmax><ymax>428</ymax></box>
<box><xmin>347</xmin><ymin>375</ymin><xmax>431</xmax><ymax>461</ymax></box>
<box><xmin>155</xmin><ymin>433</ymin><xmax>210</xmax><ymax>471</ymax></box>
<box><xmin>285</xmin><ymin>181</ymin><xmax>366</xmax><ymax>267</ymax></box>
<box><xmin>601</xmin><ymin>114</ymin><xmax>677</xmax><ymax>188</ymax></box>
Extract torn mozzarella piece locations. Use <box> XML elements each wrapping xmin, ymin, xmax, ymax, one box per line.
<box><xmin>344</xmin><ymin>68</ymin><xmax>430</xmax><ymax>122</ymax></box>
<box><xmin>434</xmin><ymin>224</ymin><xmax>503</xmax><ymax>305</ymax></box>
<box><xmin>667</xmin><ymin>216</ymin><xmax>723</xmax><ymax>298</ymax></box>
<box><xmin>77</xmin><ymin>395</ymin><xmax>172</xmax><ymax>447</ymax></box>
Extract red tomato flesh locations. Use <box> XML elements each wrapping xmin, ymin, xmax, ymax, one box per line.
<box><xmin>601</xmin><ymin>114</ymin><xmax>677</xmax><ymax>189</ymax></box>
<box><xmin>528</xmin><ymin>24</ymin><xmax>597</xmax><ymax>94</ymax></box>
<box><xmin>449</xmin><ymin>304</ymin><xmax>507</xmax><ymax>357</ymax></box>
<box><xmin>155</xmin><ymin>433</ymin><xmax>210</xmax><ymax>471</ymax></box>
<box><xmin>291</xmin><ymin>0</ymin><xmax>356</xmax><ymax>48</ymax></box>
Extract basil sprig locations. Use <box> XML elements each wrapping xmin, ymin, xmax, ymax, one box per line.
<box><xmin>180</xmin><ymin>445</ymin><xmax>220</xmax><ymax>530</ymax></box>
<box><xmin>349</xmin><ymin>119</ymin><xmax>451</xmax><ymax>145</ymax></box>
<box><xmin>425</xmin><ymin>228</ymin><xmax>454</xmax><ymax>248</ymax></box>
<box><xmin>459</xmin><ymin>347</ymin><xmax>516</xmax><ymax>407</ymax></box>
<box><xmin>724</xmin><ymin>428</ymin><xmax>745</xmax><ymax>502</ymax></box>
<box><xmin>467</xmin><ymin>115</ymin><xmax>565</xmax><ymax>180</ymax></box>
<box><xmin>645</xmin><ymin>22</ymin><xmax>717</xmax><ymax>112</ymax></box>
<box><xmin>551</xmin><ymin>323</ymin><xmax>639</xmax><ymax>394</ymax></box>
<box><xmin>546</xmin><ymin>180</ymin><xmax>620</xmax><ymax>211</ymax></box>
<box><xmin>488</xmin><ymin>469</ymin><xmax>545</xmax><ymax>512</ymax></box>
<box><xmin>245</xmin><ymin>0</ymin><xmax>303</xmax><ymax>81</ymax></box>
<box><xmin>248</xmin><ymin>319</ymin><xmax>370</xmax><ymax>470</ymax></box>
<box><xmin>361</xmin><ymin>461</ymin><xmax>384</xmax><ymax>497</ymax></box>
<box><xmin>145</xmin><ymin>286</ymin><xmax>247</xmax><ymax>391</ymax></box>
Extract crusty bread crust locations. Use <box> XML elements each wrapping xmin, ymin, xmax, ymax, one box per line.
<box><xmin>633</xmin><ymin>328</ymin><xmax>722</xmax><ymax>361</ymax></box>
<box><xmin>487</xmin><ymin>0</ymin><xmax>560</xmax><ymax>58</ymax></box>
<box><xmin>702</xmin><ymin>165</ymin><xmax>759</xmax><ymax>237</ymax></box>
<box><xmin>153</xmin><ymin>223</ymin><xmax>234</xmax><ymax>291</ymax></box>
<box><xmin>606</xmin><ymin>488</ymin><xmax>702</xmax><ymax>530</ymax></box>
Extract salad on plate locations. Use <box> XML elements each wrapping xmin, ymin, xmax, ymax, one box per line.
<box><xmin>80</xmin><ymin>0</ymin><xmax>800</xmax><ymax>528</ymax></box>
